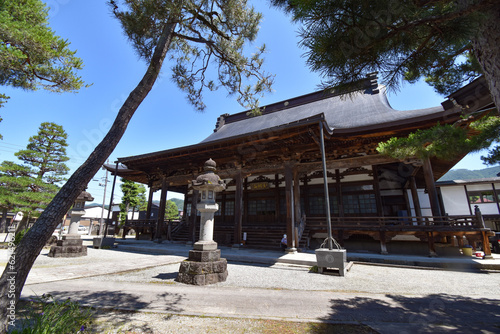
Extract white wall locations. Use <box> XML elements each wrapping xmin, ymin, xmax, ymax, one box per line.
<box><xmin>439</xmin><ymin>183</ymin><xmax>500</xmax><ymax>216</ymax></box>
<box><xmin>440</xmin><ymin>186</ymin><xmax>471</xmax><ymax>215</ymax></box>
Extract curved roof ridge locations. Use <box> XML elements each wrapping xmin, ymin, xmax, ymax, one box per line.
<box><xmin>201</xmin><ymin>84</ymin><xmax>444</xmax><ymax>144</ymax></box>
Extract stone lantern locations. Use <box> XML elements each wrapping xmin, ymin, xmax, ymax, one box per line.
<box><xmin>177</xmin><ymin>158</ymin><xmax>227</xmax><ymax>285</ymax></box>
<box><xmin>68</xmin><ymin>191</ymin><xmax>94</xmax><ymax>235</ymax></box>
<box><xmin>48</xmin><ymin>191</ymin><xmax>94</xmax><ymax>258</ymax></box>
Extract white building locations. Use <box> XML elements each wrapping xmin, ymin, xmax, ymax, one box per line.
<box><xmin>436</xmin><ymin>177</ymin><xmax>500</xmax><ymax>231</ymax></box>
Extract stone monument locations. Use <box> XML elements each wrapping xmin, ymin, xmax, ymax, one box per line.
<box><xmin>177</xmin><ymin>158</ymin><xmax>227</xmax><ymax>285</ymax></box>
<box><xmin>48</xmin><ymin>191</ymin><xmax>94</xmax><ymax>257</ymax></box>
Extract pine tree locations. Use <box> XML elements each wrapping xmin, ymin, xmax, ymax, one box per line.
<box><xmin>165</xmin><ymin>200</ymin><xmax>179</xmax><ymax>220</ymax></box>
<box><xmin>0</xmin><ymin>2</ymin><xmax>272</xmax><ymax>327</ymax></box>
<box><xmin>119</xmin><ymin>178</ymin><xmax>146</xmax><ymax>224</ymax></box>
<box><xmin>0</xmin><ymin>0</ymin><xmax>85</xmax><ymax>137</ymax></box>
<box><xmin>272</xmin><ymin>0</ymin><xmax>498</xmax><ymax>103</ymax></box>
<box><xmin>272</xmin><ymin>0</ymin><xmax>500</xmax><ymax>163</ymax></box>
<box><xmin>0</xmin><ymin>122</ymin><xmax>69</xmax><ymax>232</ymax></box>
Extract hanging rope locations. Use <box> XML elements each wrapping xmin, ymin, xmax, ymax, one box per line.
<box><xmin>320</xmin><ymin>236</ymin><xmax>342</xmax><ymax>250</ymax></box>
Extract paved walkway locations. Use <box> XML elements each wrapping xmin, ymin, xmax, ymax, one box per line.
<box><xmin>1</xmin><ymin>235</ymin><xmax>499</xmax><ymax>333</ymax></box>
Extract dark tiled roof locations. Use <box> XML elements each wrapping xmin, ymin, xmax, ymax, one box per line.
<box><xmin>201</xmin><ymin>85</ymin><xmax>443</xmax><ymax>144</ymax></box>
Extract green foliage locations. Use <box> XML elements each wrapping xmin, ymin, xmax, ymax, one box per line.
<box><xmin>377</xmin><ymin>116</ymin><xmax>500</xmax><ymax>161</ymax></box>
<box><xmin>0</xmin><ymin>122</ymin><xmax>69</xmax><ymax>216</ymax></box>
<box><xmin>11</xmin><ymin>294</ymin><xmax>92</xmax><ymax>334</ymax></box>
<box><xmin>15</xmin><ymin>122</ymin><xmax>69</xmax><ymax>183</ymax></box>
<box><xmin>271</xmin><ymin>0</ymin><xmax>492</xmax><ymax>93</ymax></box>
<box><xmin>169</xmin><ymin>198</ymin><xmax>184</xmax><ymax>211</ymax></box>
<box><xmin>119</xmin><ymin>178</ymin><xmax>146</xmax><ymax>224</ymax></box>
<box><xmin>109</xmin><ymin>0</ymin><xmax>274</xmax><ymax>111</ymax></box>
<box><xmin>165</xmin><ymin>200</ymin><xmax>179</xmax><ymax>220</ymax></box>
<box><xmin>14</xmin><ymin>228</ymin><xmax>28</xmax><ymax>246</ymax></box>
<box><xmin>0</xmin><ymin>0</ymin><xmax>85</xmax><ymax>94</ymax></box>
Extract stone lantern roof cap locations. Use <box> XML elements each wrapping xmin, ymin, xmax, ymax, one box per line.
<box><xmin>76</xmin><ymin>190</ymin><xmax>94</xmax><ymax>202</ymax></box>
<box><xmin>192</xmin><ymin>159</ymin><xmax>226</xmax><ymax>191</ymax></box>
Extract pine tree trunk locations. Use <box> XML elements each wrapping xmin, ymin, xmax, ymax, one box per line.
<box><xmin>0</xmin><ymin>209</ymin><xmax>7</xmax><ymax>233</ymax></box>
<box><xmin>471</xmin><ymin>2</ymin><xmax>500</xmax><ymax>112</ymax></box>
<box><xmin>0</xmin><ymin>21</ymin><xmax>177</xmax><ymax>333</ymax></box>
<box><xmin>14</xmin><ymin>216</ymin><xmax>29</xmax><ymax>234</ymax></box>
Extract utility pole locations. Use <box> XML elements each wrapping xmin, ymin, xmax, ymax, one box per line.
<box><xmin>98</xmin><ymin>161</ymin><xmax>110</xmax><ymax>236</ymax></box>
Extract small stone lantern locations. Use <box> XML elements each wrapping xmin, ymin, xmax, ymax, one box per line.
<box><xmin>177</xmin><ymin>159</ymin><xmax>227</xmax><ymax>285</ymax></box>
<box><xmin>68</xmin><ymin>191</ymin><xmax>94</xmax><ymax>235</ymax></box>
<box><xmin>49</xmin><ymin>190</ymin><xmax>94</xmax><ymax>258</ymax></box>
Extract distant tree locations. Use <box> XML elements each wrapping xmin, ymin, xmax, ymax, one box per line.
<box><xmin>165</xmin><ymin>200</ymin><xmax>179</xmax><ymax>220</ymax></box>
<box><xmin>0</xmin><ymin>122</ymin><xmax>69</xmax><ymax>232</ymax></box>
<box><xmin>169</xmin><ymin>198</ymin><xmax>184</xmax><ymax>212</ymax></box>
<box><xmin>0</xmin><ymin>0</ymin><xmax>85</xmax><ymax>138</ymax></box>
<box><xmin>0</xmin><ymin>161</ymin><xmax>29</xmax><ymax>232</ymax></box>
<box><xmin>0</xmin><ymin>2</ymin><xmax>273</xmax><ymax>327</ymax></box>
<box><xmin>272</xmin><ymin>0</ymin><xmax>500</xmax><ymax>163</ymax></box>
<box><xmin>119</xmin><ymin>178</ymin><xmax>146</xmax><ymax>224</ymax></box>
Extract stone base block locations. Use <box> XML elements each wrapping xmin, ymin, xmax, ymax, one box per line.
<box><xmin>93</xmin><ymin>237</ymin><xmax>115</xmax><ymax>249</ymax></box>
<box><xmin>48</xmin><ymin>245</ymin><xmax>87</xmax><ymax>258</ymax></box>
<box><xmin>188</xmin><ymin>249</ymin><xmax>221</xmax><ymax>262</ymax></box>
<box><xmin>176</xmin><ymin>255</ymin><xmax>228</xmax><ymax>286</ymax></box>
<box><xmin>48</xmin><ymin>235</ymin><xmax>87</xmax><ymax>258</ymax></box>
<box><xmin>57</xmin><ymin>238</ymin><xmax>83</xmax><ymax>247</ymax></box>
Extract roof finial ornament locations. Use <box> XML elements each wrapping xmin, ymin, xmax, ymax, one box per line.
<box><xmin>366</xmin><ymin>72</ymin><xmax>379</xmax><ymax>94</ymax></box>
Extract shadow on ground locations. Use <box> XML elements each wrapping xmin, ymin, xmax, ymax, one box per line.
<box><xmin>325</xmin><ymin>293</ymin><xmax>500</xmax><ymax>333</ymax></box>
<box><xmin>35</xmin><ymin>289</ymin><xmax>185</xmax><ymax>330</ymax></box>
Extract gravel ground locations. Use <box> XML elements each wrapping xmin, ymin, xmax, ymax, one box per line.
<box><xmin>88</xmin><ymin>260</ymin><xmax>500</xmax><ymax>297</ymax></box>
<box><xmin>4</xmin><ymin>245</ymin><xmax>500</xmax><ymax>333</ymax></box>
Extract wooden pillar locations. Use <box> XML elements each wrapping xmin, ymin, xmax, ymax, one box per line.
<box><xmin>243</xmin><ymin>177</ymin><xmax>248</xmax><ymax>226</ymax></box>
<box><xmin>274</xmin><ymin>174</ymin><xmax>281</xmax><ymax>221</ymax></box>
<box><xmin>422</xmin><ymin>158</ymin><xmax>442</xmax><ymax>217</ymax></box>
<box><xmin>410</xmin><ymin>176</ymin><xmax>422</xmax><ymax>218</ymax></box>
<box><xmin>293</xmin><ymin>167</ymin><xmax>301</xmax><ymax>248</ymax></box>
<box><xmin>427</xmin><ymin>232</ymin><xmax>438</xmax><ymax>257</ymax></box>
<box><xmin>156</xmin><ymin>177</ymin><xmax>168</xmax><ymax>241</ymax></box>
<box><xmin>379</xmin><ymin>231</ymin><xmax>388</xmax><ymax>255</ymax></box>
<box><xmin>303</xmin><ymin>175</ymin><xmax>310</xmax><ymax>216</ymax></box>
<box><xmin>463</xmin><ymin>185</ymin><xmax>473</xmax><ymax>215</ymax></box>
<box><xmin>335</xmin><ymin>169</ymin><xmax>344</xmax><ymax>217</ymax></box>
<box><xmin>492</xmin><ymin>183</ymin><xmax>500</xmax><ymax>215</ymax></box>
<box><xmin>146</xmin><ymin>184</ymin><xmax>154</xmax><ymax>220</ymax></box>
<box><xmin>372</xmin><ymin>165</ymin><xmax>383</xmax><ymax>217</ymax></box>
<box><xmin>293</xmin><ymin>167</ymin><xmax>301</xmax><ymax>225</ymax></box>
<box><xmin>145</xmin><ymin>183</ymin><xmax>155</xmax><ymax>240</ymax></box>
<box><xmin>189</xmin><ymin>190</ymin><xmax>199</xmax><ymax>244</ymax></box>
<box><xmin>284</xmin><ymin>162</ymin><xmax>296</xmax><ymax>251</ymax></box>
<box><xmin>482</xmin><ymin>230</ymin><xmax>493</xmax><ymax>258</ymax></box>
<box><xmin>233</xmin><ymin>171</ymin><xmax>243</xmax><ymax>246</ymax></box>
<box><xmin>182</xmin><ymin>192</ymin><xmax>189</xmax><ymax>221</ymax></box>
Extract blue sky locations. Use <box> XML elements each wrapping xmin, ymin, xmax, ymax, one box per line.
<box><xmin>0</xmin><ymin>1</ymin><xmax>493</xmax><ymax>204</ymax></box>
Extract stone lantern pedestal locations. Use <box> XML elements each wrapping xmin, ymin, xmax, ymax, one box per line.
<box><xmin>49</xmin><ymin>191</ymin><xmax>93</xmax><ymax>258</ymax></box>
<box><xmin>177</xmin><ymin>159</ymin><xmax>227</xmax><ymax>285</ymax></box>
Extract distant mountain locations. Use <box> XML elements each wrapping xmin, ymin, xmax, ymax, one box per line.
<box><xmin>439</xmin><ymin>166</ymin><xmax>500</xmax><ymax>181</ymax></box>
